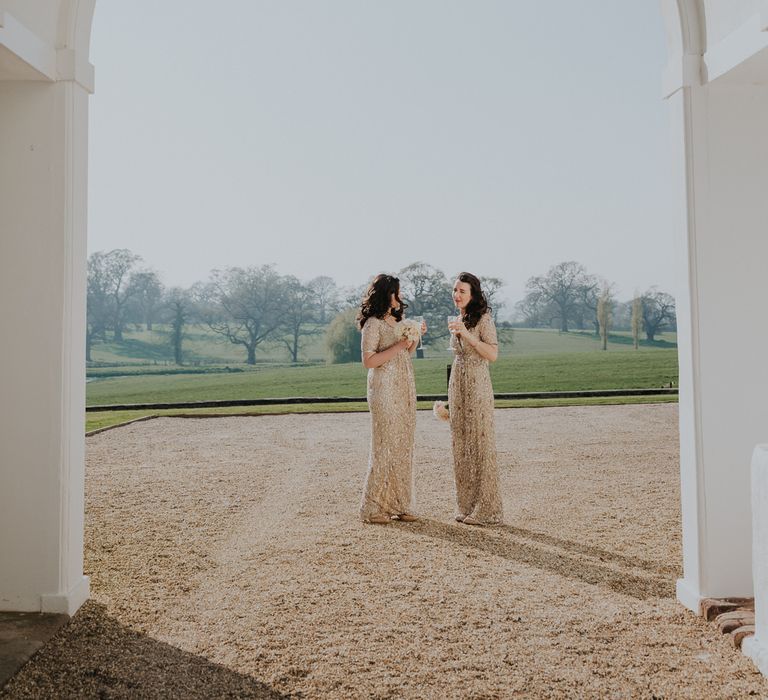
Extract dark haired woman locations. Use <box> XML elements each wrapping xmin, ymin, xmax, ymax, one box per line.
<box><xmin>358</xmin><ymin>274</ymin><xmax>422</xmax><ymax>524</ymax></box>
<box><xmin>447</xmin><ymin>272</ymin><xmax>503</xmax><ymax>526</ymax></box>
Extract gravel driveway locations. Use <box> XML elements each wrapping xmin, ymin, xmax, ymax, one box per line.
<box><xmin>3</xmin><ymin>405</ymin><xmax>766</xmax><ymax>699</ymax></box>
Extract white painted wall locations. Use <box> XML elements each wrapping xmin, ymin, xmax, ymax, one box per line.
<box><xmin>661</xmin><ymin>0</ymin><xmax>768</xmax><ymax>612</ymax></box>
<box><xmin>0</xmin><ymin>77</ymin><xmax>90</xmax><ymax>613</ymax></box>
<box><xmin>0</xmin><ymin>1</ymin><xmax>60</xmax><ymax>48</ymax></box>
<box><xmin>703</xmin><ymin>0</ymin><xmax>764</xmax><ymax>45</ymax></box>
<box><xmin>0</xmin><ymin>0</ymin><xmax>91</xmax><ymax>614</ymax></box>
<box><xmin>676</xmin><ymin>82</ymin><xmax>768</xmax><ymax>603</ymax></box>
<box><xmin>693</xmin><ymin>82</ymin><xmax>768</xmax><ymax>597</ymax></box>
<box><xmin>664</xmin><ymin>85</ymin><xmax>704</xmax><ymax>611</ymax></box>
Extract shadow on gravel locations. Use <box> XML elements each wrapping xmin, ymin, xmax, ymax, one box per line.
<box><xmin>499</xmin><ymin>525</ymin><xmax>681</xmax><ymax>578</ymax></box>
<box><xmin>402</xmin><ymin>519</ymin><xmax>676</xmax><ymax>601</ymax></box>
<box><xmin>1</xmin><ymin>602</ymin><xmax>286</xmax><ymax>699</ymax></box>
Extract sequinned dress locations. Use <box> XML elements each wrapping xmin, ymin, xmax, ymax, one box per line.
<box><xmin>449</xmin><ymin>311</ymin><xmax>503</xmax><ymax>524</ymax></box>
<box><xmin>359</xmin><ymin>317</ymin><xmax>417</xmax><ymax>521</ymax></box>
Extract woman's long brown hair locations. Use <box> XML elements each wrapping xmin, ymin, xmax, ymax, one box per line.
<box><xmin>357</xmin><ymin>274</ymin><xmax>407</xmax><ymax>328</ymax></box>
<box><xmin>456</xmin><ymin>272</ymin><xmax>491</xmax><ymax>330</ymax></box>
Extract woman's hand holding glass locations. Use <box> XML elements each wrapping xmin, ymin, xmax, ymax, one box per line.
<box><xmin>448</xmin><ymin>317</ymin><xmax>468</xmax><ymax>339</ymax></box>
<box><xmin>447</xmin><ymin>315</ymin><xmax>461</xmax><ymax>349</ymax></box>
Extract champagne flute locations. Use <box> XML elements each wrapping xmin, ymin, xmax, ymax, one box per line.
<box><xmin>447</xmin><ymin>313</ymin><xmax>460</xmax><ymax>350</ymax></box>
<box><xmin>414</xmin><ymin>316</ymin><xmax>425</xmax><ymax>350</ymax></box>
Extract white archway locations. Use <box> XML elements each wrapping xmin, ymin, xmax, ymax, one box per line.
<box><xmin>0</xmin><ymin>0</ymin><xmax>94</xmax><ymax>614</ymax></box>
<box><xmin>1</xmin><ymin>0</ymin><xmax>767</xmax><ymax>631</ymax></box>
<box><xmin>659</xmin><ymin>0</ymin><xmax>768</xmax><ymax>611</ymax></box>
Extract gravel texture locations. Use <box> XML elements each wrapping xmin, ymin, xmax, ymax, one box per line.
<box><xmin>4</xmin><ymin>404</ymin><xmax>768</xmax><ymax>699</ymax></box>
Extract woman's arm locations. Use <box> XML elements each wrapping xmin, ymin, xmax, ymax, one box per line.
<box><xmin>452</xmin><ymin>316</ymin><xmax>499</xmax><ymax>362</ymax></box>
<box><xmin>363</xmin><ymin>338</ymin><xmax>410</xmax><ymax>368</ymax></box>
<box><xmin>464</xmin><ymin>334</ymin><xmax>498</xmax><ymax>362</ymax></box>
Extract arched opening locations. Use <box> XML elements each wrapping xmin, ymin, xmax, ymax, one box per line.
<box><xmin>3</xmin><ymin>0</ymin><xmax>768</xmax><ymax>687</ymax></box>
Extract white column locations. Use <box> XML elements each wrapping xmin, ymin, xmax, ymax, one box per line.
<box><xmin>672</xmin><ymin>80</ymin><xmax>768</xmax><ymax>611</ymax></box>
<box><xmin>743</xmin><ymin>446</ymin><xmax>768</xmax><ymax>673</ymax></box>
<box><xmin>0</xmin><ymin>76</ymin><xmax>90</xmax><ymax>613</ymax></box>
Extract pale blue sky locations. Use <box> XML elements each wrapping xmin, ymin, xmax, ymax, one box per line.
<box><xmin>89</xmin><ymin>1</ymin><xmax>677</xmax><ymax>306</ymax></box>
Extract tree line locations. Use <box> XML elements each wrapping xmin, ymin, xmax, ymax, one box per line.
<box><xmin>86</xmin><ymin>251</ymin><xmax>675</xmax><ymax>365</ymax></box>
<box><xmin>86</xmin><ymin>250</ymin><xmax>341</xmax><ymax>364</ymax></box>
<box><xmin>516</xmin><ymin>261</ymin><xmax>676</xmax><ymax>345</ymax></box>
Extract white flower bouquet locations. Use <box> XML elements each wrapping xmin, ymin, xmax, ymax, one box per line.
<box><xmin>433</xmin><ymin>400</ymin><xmax>450</xmax><ymax>421</ymax></box>
<box><xmin>400</xmin><ymin>319</ymin><xmax>422</xmax><ymax>344</ymax></box>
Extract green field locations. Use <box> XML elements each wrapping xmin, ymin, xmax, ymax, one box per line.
<box><xmin>86</xmin><ymin>349</ymin><xmax>678</xmax><ymax>406</ymax></box>
<box><xmin>85</xmin><ymin>326</ymin><xmax>678</xmax><ymax>433</ymax></box>
<box><xmin>90</xmin><ymin>324</ymin><xmax>330</xmax><ymax>365</ymax></box>
<box><xmin>88</xmin><ymin>325</ymin><xmax>676</xmax><ymax>366</ymax></box>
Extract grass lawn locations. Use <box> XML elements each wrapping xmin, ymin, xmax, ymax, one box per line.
<box><xmin>86</xmin><ymin>350</ymin><xmax>678</xmax><ymax>407</ymax></box>
<box><xmin>88</xmin><ymin>326</ymin><xmax>677</xmax><ymax>367</ymax></box>
<box><xmin>90</xmin><ymin>324</ymin><xmax>331</xmax><ymax>365</ymax></box>
<box><xmin>85</xmin><ymin>325</ymin><xmax>679</xmax><ymax>434</ymax></box>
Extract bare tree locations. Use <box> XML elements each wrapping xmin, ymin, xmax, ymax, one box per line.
<box><xmin>200</xmin><ymin>266</ymin><xmax>287</xmax><ymax>364</ymax></box>
<box><xmin>631</xmin><ymin>296</ymin><xmax>642</xmax><ymax>349</ymax></box>
<box><xmin>481</xmin><ymin>276</ymin><xmax>506</xmax><ymax>323</ymax></box>
<box><xmin>340</xmin><ymin>283</ymin><xmax>368</xmax><ymax>310</ymax></box>
<box><xmin>398</xmin><ymin>262</ymin><xmax>454</xmax><ymax>343</ymax></box>
<box><xmin>578</xmin><ymin>278</ymin><xmax>613</xmax><ymax>335</ymax></box>
<box><xmin>86</xmin><ymin>253</ymin><xmax>114</xmax><ymax>362</ymax></box>
<box><xmin>280</xmin><ymin>277</ymin><xmax>320</xmax><ymax>363</ymax></box>
<box><xmin>523</xmin><ymin>261</ymin><xmax>597</xmax><ymax>332</ymax></box>
<box><xmin>89</xmin><ymin>249</ymin><xmax>142</xmax><ymax>341</ymax></box>
<box><xmin>641</xmin><ymin>288</ymin><xmax>676</xmax><ymax>342</ymax></box>
<box><xmin>130</xmin><ymin>271</ymin><xmax>164</xmax><ymax>331</ymax></box>
<box><xmin>597</xmin><ymin>287</ymin><xmax>612</xmax><ymax>351</ymax></box>
<box><xmin>398</xmin><ymin>262</ymin><xmax>449</xmax><ymax>314</ymax></box>
<box><xmin>515</xmin><ymin>289</ymin><xmax>547</xmax><ymax>327</ymax></box>
<box><xmin>163</xmin><ymin>287</ymin><xmax>195</xmax><ymax>365</ymax></box>
<box><xmin>611</xmin><ymin>300</ymin><xmax>632</xmax><ymax>331</ymax></box>
<box><xmin>308</xmin><ymin>275</ymin><xmax>339</xmax><ymax>324</ymax></box>
<box><xmin>86</xmin><ymin>249</ymin><xmax>143</xmax><ymax>354</ymax></box>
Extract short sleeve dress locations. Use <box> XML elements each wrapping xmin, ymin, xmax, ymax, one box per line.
<box><xmin>359</xmin><ymin>317</ymin><xmax>417</xmax><ymax>521</ymax></box>
<box><xmin>448</xmin><ymin>311</ymin><xmax>503</xmax><ymax>524</ymax></box>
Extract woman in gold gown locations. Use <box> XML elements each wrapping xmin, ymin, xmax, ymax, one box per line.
<box><xmin>448</xmin><ymin>272</ymin><xmax>504</xmax><ymax>526</ymax></box>
<box><xmin>358</xmin><ymin>274</ymin><xmax>421</xmax><ymax>524</ymax></box>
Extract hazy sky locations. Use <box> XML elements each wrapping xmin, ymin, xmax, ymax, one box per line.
<box><xmin>88</xmin><ymin>1</ymin><xmax>677</xmax><ymax>306</ymax></box>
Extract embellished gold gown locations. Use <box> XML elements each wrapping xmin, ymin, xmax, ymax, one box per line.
<box><xmin>360</xmin><ymin>317</ymin><xmax>417</xmax><ymax>521</ymax></box>
<box><xmin>449</xmin><ymin>311</ymin><xmax>503</xmax><ymax>524</ymax></box>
